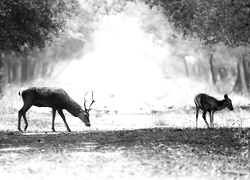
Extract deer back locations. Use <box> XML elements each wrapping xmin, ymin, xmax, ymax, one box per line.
<box><xmin>195</xmin><ymin>93</ymin><xmax>233</xmax><ymax>111</ymax></box>
<box><xmin>194</xmin><ymin>93</ymin><xmax>219</xmax><ymax>111</ymax></box>
<box><xmin>20</xmin><ymin>87</ymin><xmax>82</xmax><ymax>114</ymax></box>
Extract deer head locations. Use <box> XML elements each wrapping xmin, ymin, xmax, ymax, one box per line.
<box><xmin>78</xmin><ymin>91</ymin><xmax>95</xmax><ymax>127</ymax></box>
<box><xmin>224</xmin><ymin>94</ymin><xmax>234</xmax><ymax>111</ymax></box>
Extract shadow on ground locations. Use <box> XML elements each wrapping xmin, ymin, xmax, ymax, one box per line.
<box><xmin>0</xmin><ymin>128</ymin><xmax>249</xmax><ymax>179</ymax></box>
<box><xmin>0</xmin><ymin>128</ymin><xmax>246</xmax><ymax>155</ymax></box>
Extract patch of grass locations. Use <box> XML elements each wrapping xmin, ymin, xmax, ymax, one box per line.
<box><xmin>0</xmin><ymin>83</ymin><xmax>249</xmax><ymax>179</ymax></box>
<box><xmin>151</xmin><ymin>107</ymin><xmax>250</xmax><ymax>130</ymax></box>
<box><xmin>1</xmin><ymin>79</ymin><xmax>250</xmax><ymax>179</ymax></box>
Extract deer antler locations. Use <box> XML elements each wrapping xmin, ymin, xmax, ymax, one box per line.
<box><xmin>84</xmin><ymin>91</ymin><xmax>88</xmax><ymax>111</ymax></box>
<box><xmin>84</xmin><ymin>91</ymin><xmax>95</xmax><ymax>111</ymax></box>
<box><xmin>89</xmin><ymin>91</ymin><xmax>95</xmax><ymax>110</ymax></box>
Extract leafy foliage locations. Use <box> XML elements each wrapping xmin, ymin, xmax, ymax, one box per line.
<box><xmin>0</xmin><ymin>0</ymin><xmax>79</xmax><ymax>53</ymax></box>
<box><xmin>142</xmin><ymin>0</ymin><xmax>250</xmax><ymax>46</ymax></box>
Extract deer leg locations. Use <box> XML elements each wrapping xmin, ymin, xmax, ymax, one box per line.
<box><xmin>51</xmin><ymin>108</ymin><xmax>56</xmax><ymax>132</ymax></box>
<box><xmin>210</xmin><ymin>110</ymin><xmax>215</xmax><ymax>128</ymax></box>
<box><xmin>195</xmin><ymin>106</ymin><xmax>200</xmax><ymax>129</ymax></box>
<box><xmin>208</xmin><ymin>111</ymin><xmax>212</xmax><ymax>128</ymax></box>
<box><xmin>23</xmin><ymin>113</ymin><xmax>29</xmax><ymax>131</ymax></box>
<box><xmin>57</xmin><ymin>109</ymin><xmax>71</xmax><ymax>132</ymax></box>
<box><xmin>18</xmin><ymin>104</ymin><xmax>32</xmax><ymax>132</ymax></box>
<box><xmin>18</xmin><ymin>111</ymin><xmax>22</xmax><ymax>132</ymax></box>
<box><xmin>202</xmin><ymin>111</ymin><xmax>210</xmax><ymax>128</ymax></box>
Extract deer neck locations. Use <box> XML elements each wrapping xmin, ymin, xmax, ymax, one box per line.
<box><xmin>217</xmin><ymin>100</ymin><xmax>227</xmax><ymax>111</ymax></box>
<box><xmin>65</xmin><ymin>103</ymin><xmax>83</xmax><ymax>117</ymax></box>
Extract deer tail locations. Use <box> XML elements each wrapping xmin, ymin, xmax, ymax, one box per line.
<box><xmin>18</xmin><ymin>87</ymin><xmax>26</xmax><ymax>96</ymax></box>
<box><xmin>18</xmin><ymin>88</ymin><xmax>22</xmax><ymax>96</ymax></box>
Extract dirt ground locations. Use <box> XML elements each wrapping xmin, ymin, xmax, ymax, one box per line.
<box><xmin>0</xmin><ymin>113</ymin><xmax>250</xmax><ymax>180</ymax></box>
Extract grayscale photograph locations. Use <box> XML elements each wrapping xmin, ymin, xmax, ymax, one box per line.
<box><xmin>0</xmin><ymin>0</ymin><xmax>249</xmax><ymax>179</ymax></box>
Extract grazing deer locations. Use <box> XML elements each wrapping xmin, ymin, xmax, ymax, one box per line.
<box><xmin>18</xmin><ymin>87</ymin><xmax>95</xmax><ymax>132</ymax></box>
<box><xmin>194</xmin><ymin>93</ymin><xmax>233</xmax><ymax>128</ymax></box>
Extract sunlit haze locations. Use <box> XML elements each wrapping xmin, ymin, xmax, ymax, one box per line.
<box><xmin>56</xmin><ymin>2</ymin><xmax>177</xmax><ymax>111</ymax></box>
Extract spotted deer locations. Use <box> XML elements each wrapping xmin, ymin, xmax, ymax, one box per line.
<box><xmin>18</xmin><ymin>87</ymin><xmax>95</xmax><ymax>132</ymax></box>
<box><xmin>194</xmin><ymin>93</ymin><xmax>233</xmax><ymax>128</ymax></box>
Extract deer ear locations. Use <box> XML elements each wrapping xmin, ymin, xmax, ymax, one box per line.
<box><xmin>224</xmin><ymin>94</ymin><xmax>228</xmax><ymax>99</ymax></box>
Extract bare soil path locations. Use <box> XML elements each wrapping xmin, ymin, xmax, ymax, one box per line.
<box><xmin>0</xmin><ymin>125</ymin><xmax>249</xmax><ymax>180</ymax></box>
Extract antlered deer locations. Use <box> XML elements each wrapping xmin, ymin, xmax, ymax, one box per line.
<box><xmin>18</xmin><ymin>87</ymin><xmax>95</xmax><ymax>132</ymax></box>
<box><xmin>194</xmin><ymin>93</ymin><xmax>233</xmax><ymax>128</ymax></box>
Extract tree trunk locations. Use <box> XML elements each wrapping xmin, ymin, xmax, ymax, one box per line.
<box><xmin>20</xmin><ymin>50</ymin><xmax>31</xmax><ymax>83</ymax></box>
<box><xmin>218</xmin><ymin>67</ymin><xmax>227</xmax><ymax>80</ymax></box>
<box><xmin>11</xmin><ymin>61</ymin><xmax>19</xmax><ymax>82</ymax></box>
<box><xmin>183</xmin><ymin>57</ymin><xmax>189</xmax><ymax>76</ymax></box>
<box><xmin>233</xmin><ymin>61</ymin><xmax>241</xmax><ymax>92</ymax></box>
<box><xmin>209</xmin><ymin>54</ymin><xmax>217</xmax><ymax>84</ymax></box>
<box><xmin>248</xmin><ymin>136</ymin><xmax>250</xmax><ymax>160</ymax></box>
<box><xmin>5</xmin><ymin>56</ymin><xmax>11</xmax><ymax>83</ymax></box>
<box><xmin>239</xmin><ymin>58</ymin><xmax>248</xmax><ymax>92</ymax></box>
<box><xmin>21</xmin><ymin>57</ymin><xmax>28</xmax><ymax>82</ymax></box>
<box><xmin>42</xmin><ymin>61</ymin><xmax>49</xmax><ymax>77</ymax></box>
<box><xmin>233</xmin><ymin>55</ymin><xmax>248</xmax><ymax>93</ymax></box>
<box><xmin>29</xmin><ymin>59</ymin><xmax>36</xmax><ymax>80</ymax></box>
<box><xmin>243</xmin><ymin>59</ymin><xmax>250</xmax><ymax>90</ymax></box>
<box><xmin>0</xmin><ymin>53</ymin><xmax>3</xmax><ymax>96</ymax></box>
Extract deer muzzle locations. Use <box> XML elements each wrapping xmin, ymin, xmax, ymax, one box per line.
<box><xmin>86</xmin><ymin>123</ymin><xmax>91</xmax><ymax>127</ymax></box>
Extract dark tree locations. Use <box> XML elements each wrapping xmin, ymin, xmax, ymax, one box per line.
<box><xmin>0</xmin><ymin>0</ymin><xmax>79</xmax><ymax>53</ymax></box>
<box><xmin>143</xmin><ymin>0</ymin><xmax>250</xmax><ymax>47</ymax></box>
<box><xmin>141</xmin><ymin>0</ymin><xmax>250</xmax><ymax>92</ymax></box>
<box><xmin>0</xmin><ymin>0</ymin><xmax>79</xmax><ymax>93</ymax></box>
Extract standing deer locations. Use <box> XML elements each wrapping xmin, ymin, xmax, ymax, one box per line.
<box><xmin>18</xmin><ymin>87</ymin><xmax>95</xmax><ymax>132</ymax></box>
<box><xmin>194</xmin><ymin>93</ymin><xmax>233</xmax><ymax>128</ymax></box>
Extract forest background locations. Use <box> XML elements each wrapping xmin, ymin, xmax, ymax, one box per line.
<box><xmin>1</xmin><ymin>0</ymin><xmax>250</xmax><ymax>98</ymax></box>
<box><xmin>1</xmin><ymin>1</ymin><xmax>250</xmax><ymax>179</ymax></box>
